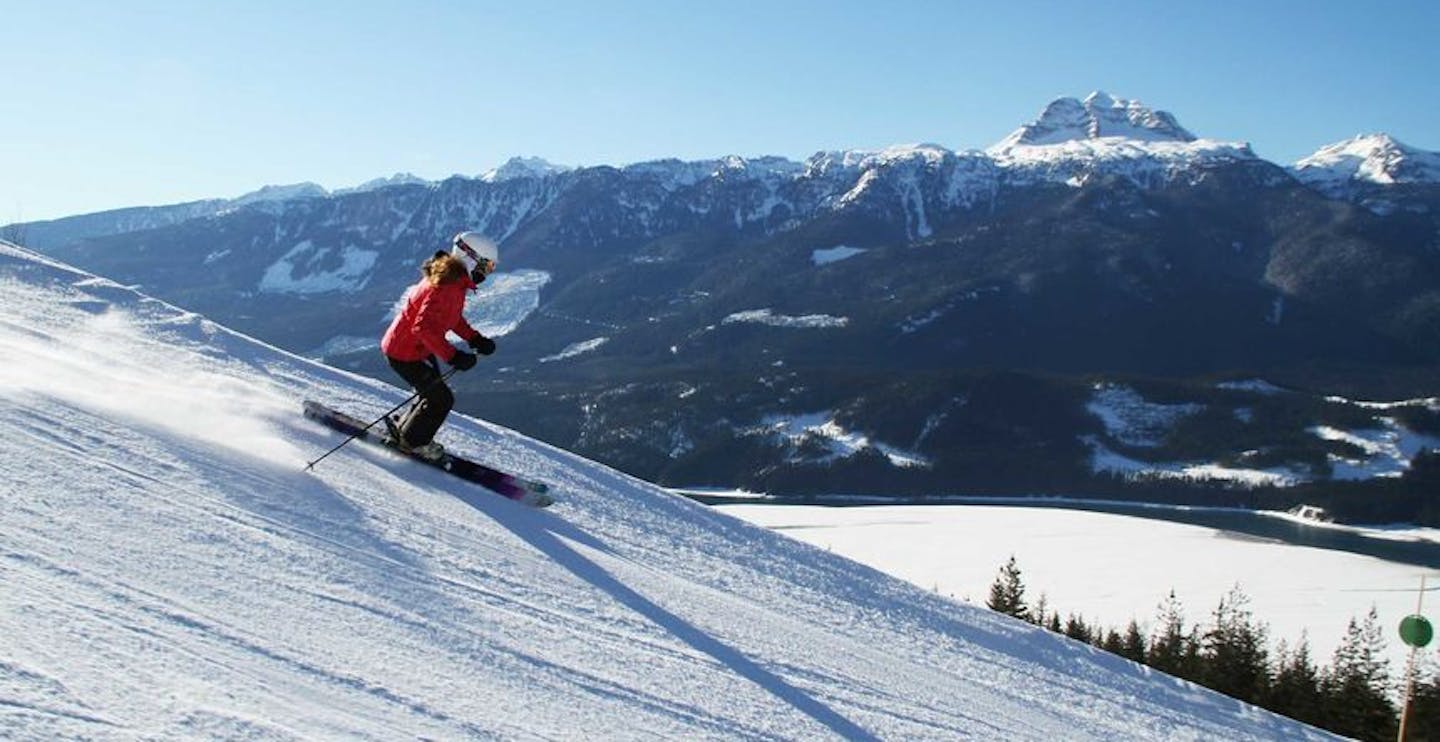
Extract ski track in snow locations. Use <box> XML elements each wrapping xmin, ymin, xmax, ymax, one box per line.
<box><xmin>0</xmin><ymin>243</ymin><xmax>1333</xmax><ymax>739</ymax></box>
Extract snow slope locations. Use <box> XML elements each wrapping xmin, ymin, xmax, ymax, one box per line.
<box><xmin>0</xmin><ymin>243</ymin><xmax>1331</xmax><ymax>739</ymax></box>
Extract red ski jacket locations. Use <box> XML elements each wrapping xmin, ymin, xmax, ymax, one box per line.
<box><xmin>381</xmin><ymin>275</ymin><xmax>481</xmax><ymax>364</ymax></box>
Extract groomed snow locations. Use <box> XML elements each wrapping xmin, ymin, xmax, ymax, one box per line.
<box><xmin>1</xmin><ymin>242</ymin><xmax>1331</xmax><ymax>739</ymax></box>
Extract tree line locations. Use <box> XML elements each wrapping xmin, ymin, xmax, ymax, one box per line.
<box><xmin>986</xmin><ymin>555</ymin><xmax>1440</xmax><ymax>740</ymax></box>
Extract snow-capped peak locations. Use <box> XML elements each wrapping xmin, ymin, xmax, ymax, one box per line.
<box><xmin>479</xmin><ymin>156</ymin><xmax>571</xmax><ymax>183</ymax></box>
<box><xmin>621</xmin><ymin>155</ymin><xmax>805</xmax><ymax>192</ymax></box>
<box><xmin>336</xmin><ymin>172</ymin><xmax>431</xmax><ymax>195</ymax></box>
<box><xmin>990</xmin><ymin>91</ymin><xmax>1197</xmax><ymax>151</ymax></box>
<box><xmin>1290</xmin><ymin>133</ymin><xmax>1440</xmax><ymax>194</ymax></box>
<box><xmin>231</xmin><ymin>182</ymin><xmax>329</xmax><ymax>205</ymax></box>
<box><xmin>804</xmin><ymin>144</ymin><xmax>961</xmax><ymax>178</ymax></box>
<box><xmin>982</xmin><ymin>92</ymin><xmax>1254</xmax><ymax>190</ymax></box>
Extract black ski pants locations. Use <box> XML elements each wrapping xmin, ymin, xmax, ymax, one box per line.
<box><xmin>387</xmin><ymin>356</ymin><xmax>453</xmax><ymax>447</ymax></box>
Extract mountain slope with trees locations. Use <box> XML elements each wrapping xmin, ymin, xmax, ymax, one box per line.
<box><xmin>9</xmin><ymin>93</ymin><xmax>1439</xmax><ymax>517</ymax></box>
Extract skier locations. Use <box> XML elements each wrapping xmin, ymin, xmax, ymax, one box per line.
<box><xmin>379</xmin><ymin>231</ymin><xmax>498</xmax><ymax>460</ymax></box>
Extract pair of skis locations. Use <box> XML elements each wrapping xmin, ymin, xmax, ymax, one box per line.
<box><xmin>303</xmin><ymin>400</ymin><xmax>554</xmax><ymax>508</ymax></box>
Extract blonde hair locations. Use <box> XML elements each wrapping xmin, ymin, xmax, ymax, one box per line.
<box><xmin>422</xmin><ymin>253</ymin><xmax>468</xmax><ymax>286</ymax></box>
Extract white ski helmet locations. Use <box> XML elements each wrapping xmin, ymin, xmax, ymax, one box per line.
<box><xmin>451</xmin><ymin>231</ymin><xmax>499</xmax><ymax>279</ymax></box>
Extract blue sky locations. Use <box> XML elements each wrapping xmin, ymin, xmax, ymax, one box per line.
<box><xmin>3</xmin><ymin>0</ymin><xmax>1437</xmax><ymax>222</ymax></box>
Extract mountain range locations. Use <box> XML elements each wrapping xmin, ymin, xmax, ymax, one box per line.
<box><xmin>9</xmin><ymin>91</ymin><xmax>1440</xmax><ymax>518</ymax></box>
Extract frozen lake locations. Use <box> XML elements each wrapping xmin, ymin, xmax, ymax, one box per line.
<box><xmin>717</xmin><ymin>502</ymin><xmax>1439</xmax><ymax>674</ymax></box>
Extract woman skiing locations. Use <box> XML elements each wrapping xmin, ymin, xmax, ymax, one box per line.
<box><xmin>380</xmin><ymin>231</ymin><xmax>498</xmax><ymax>460</ymax></box>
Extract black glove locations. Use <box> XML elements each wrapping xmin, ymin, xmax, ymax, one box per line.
<box><xmin>468</xmin><ymin>335</ymin><xmax>496</xmax><ymax>355</ymax></box>
<box><xmin>449</xmin><ymin>349</ymin><xmax>477</xmax><ymax>371</ymax></box>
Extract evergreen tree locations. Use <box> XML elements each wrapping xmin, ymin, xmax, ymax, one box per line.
<box><xmin>1201</xmin><ymin>584</ymin><xmax>1270</xmax><ymax>704</ymax></box>
<box><xmin>1322</xmin><ymin>607</ymin><xmax>1396</xmax><ymax>741</ymax></box>
<box><xmin>1404</xmin><ymin>654</ymin><xmax>1440</xmax><ymax>741</ymax></box>
<box><xmin>1267</xmin><ymin>636</ymin><xmax>1324</xmax><ymax>729</ymax></box>
<box><xmin>1031</xmin><ymin>593</ymin><xmax>1050</xmax><ymax>628</ymax></box>
<box><xmin>1101</xmin><ymin>629</ymin><xmax>1124</xmax><ymax>656</ymax></box>
<box><xmin>1063</xmin><ymin>613</ymin><xmax>1095</xmax><ymax>645</ymax></box>
<box><xmin>986</xmin><ymin>555</ymin><xmax>1030</xmax><ymax>621</ymax></box>
<box><xmin>1181</xmin><ymin>629</ymin><xmax>1204</xmax><ymax>684</ymax></box>
<box><xmin>1120</xmin><ymin>619</ymin><xmax>1147</xmax><ymax>664</ymax></box>
<box><xmin>1149</xmin><ymin>590</ymin><xmax>1198</xmax><ymax>680</ymax></box>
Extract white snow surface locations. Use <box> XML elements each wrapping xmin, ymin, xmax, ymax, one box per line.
<box><xmin>234</xmin><ymin>174</ymin><xmax>429</xmax><ymax>205</ymax></box>
<box><xmin>462</xmin><ymin>268</ymin><xmax>552</xmax><ymax>337</ymax></box>
<box><xmin>988</xmin><ymin>138</ymin><xmax>1257</xmax><ymax>189</ymax></box>
<box><xmin>991</xmin><ymin>91</ymin><xmax>1198</xmax><ymax>149</ymax></box>
<box><xmin>624</xmin><ymin>155</ymin><xmax>806</xmax><ymax>193</ymax></box>
<box><xmin>1324</xmin><ymin>393</ymin><xmax>1440</xmax><ymax>412</ymax></box>
<box><xmin>719</xmin><ymin>504</ymin><xmax>1434</xmax><ymax>681</ymax></box>
<box><xmin>307</xmin><ymin>334</ymin><xmax>380</xmax><ymax>360</ymax></box>
<box><xmin>1311</xmin><ymin>422</ymin><xmax>1440</xmax><ymax>480</ymax></box>
<box><xmin>0</xmin><ymin>242</ymin><xmax>1332</xmax><ymax>740</ymax></box>
<box><xmin>722</xmin><ymin>308</ymin><xmax>849</xmax><ymax>329</ymax></box>
<box><xmin>1291</xmin><ymin>133</ymin><xmax>1440</xmax><ymax>196</ymax></box>
<box><xmin>1087</xmin><ymin>438</ymin><xmax>1305</xmax><ymax>488</ymax></box>
<box><xmin>1085</xmin><ymin>383</ymin><xmax>1439</xmax><ymax>486</ymax></box>
<box><xmin>809</xmin><ymin>144</ymin><xmax>956</xmax><ymax>174</ymax></box>
<box><xmin>230</xmin><ymin>182</ymin><xmax>328</xmax><ymax>206</ymax></box>
<box><xmin>258</xmin><ymin>241</ymin><xmax>380</xmax><ymax>295</ymax></box>
<box><xmin>749</xmin><ymin>412</ymin><xmax>930</xmax><ymax>469</ymax></box>
<box><xmin>811</xmin><ymin>245</ymin><xmax>868</xmax><ymax>266</ymax></box>
<box><xmin>985</xmin><ymin>92</ymin><xmax>1255</xmax><ymax>189</ymax></box>
<box><xmin>479</xmin><ymin>156</ymin><xmax>573</xmax><ymax>183</ymax></box>
<box><xmin>1086</xmin><ymin>383</ymin><xmax>1203</xmax><ymax>448</ymax></box>
<box><xmin>334</xmin><ymin>172</ymin><xmax>430</xmax><ymax>195</ymax></box>
<box><xmin>540</xmin><ymin>336</ymin><xmax>609</xmax><ymax>363</ymax></box>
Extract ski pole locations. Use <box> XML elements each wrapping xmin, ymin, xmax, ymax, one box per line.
<box><xmin>304</xmin><ymin>368</ymin><xmax>458</xmax><ymax>471</ymax></box>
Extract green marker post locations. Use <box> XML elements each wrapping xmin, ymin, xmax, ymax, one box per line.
<box><xmin>1398</xmin><ymin>576</ymin><xmax>1433</xmax><ymax>742</ymax></box>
